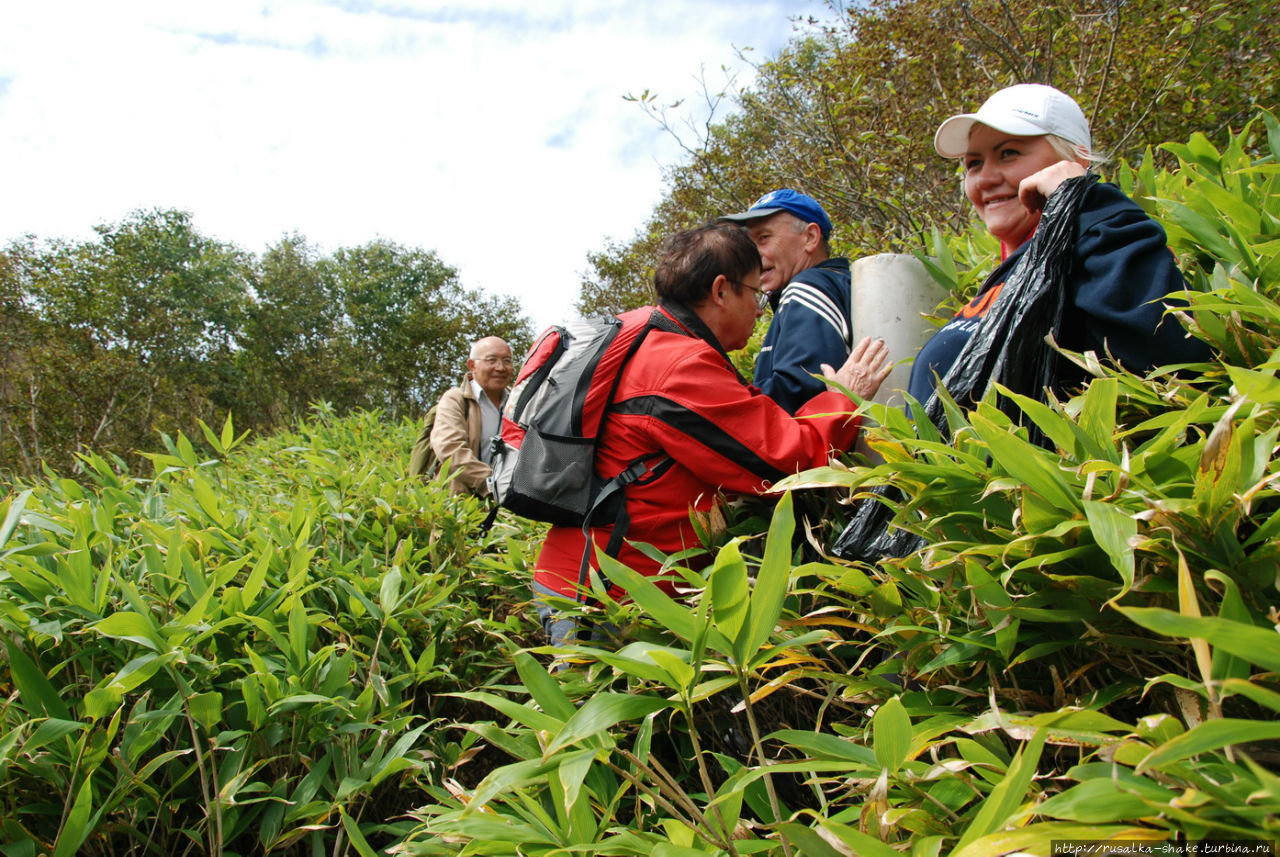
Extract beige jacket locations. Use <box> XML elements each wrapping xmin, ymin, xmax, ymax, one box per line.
<box><xmin>429</xmin><ymin>380</ymin><xmax>493</xmax><ymax>496</ymax></box>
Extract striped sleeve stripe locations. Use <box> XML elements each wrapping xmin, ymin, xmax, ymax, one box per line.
<box><xmin>779</xmin><ymin>282</ymin><xmax>850</xmax><ymax>345</ymax></box>
<box><xmin>610</xmin><ymin>395</ymin><xmax>787</xmax><ymax>482</ymax></box>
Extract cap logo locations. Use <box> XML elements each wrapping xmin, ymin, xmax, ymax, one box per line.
<box><xmin>1012</xmin><ymin>107</ymin><xmax>1041</xmax><ymax>119</ymax></box>
<box><xmin>753</xmin><ymin>191</ymin><xmax>778</xmax><ymax>208</ymax></box>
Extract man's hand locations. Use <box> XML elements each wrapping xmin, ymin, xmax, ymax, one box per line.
<box><xmin>821</xmin><ymin>336</ymin><xmax>891</xmax><ymax>400</ymax></box>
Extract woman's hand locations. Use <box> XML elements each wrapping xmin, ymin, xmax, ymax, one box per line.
<box><xmin>1018</xmin><ymin>160</ymin><xmax>1087</xmax><ymax>212</ymax></box>
<box><xmin>822</xmin><ymin>336</ymin><xmax>891</xmax><ymax>400</ymax></box>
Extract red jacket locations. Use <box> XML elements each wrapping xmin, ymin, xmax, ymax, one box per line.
<box><xmin>533</xmin><ymin>302</ymin><xmax>862</xmax><ymax>601</ymax></box>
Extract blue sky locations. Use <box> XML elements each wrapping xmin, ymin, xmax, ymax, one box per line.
<box><xmin>0</xmin><ymin>0</ymin><xmax>829</xmax><ymax>331</ymax></box>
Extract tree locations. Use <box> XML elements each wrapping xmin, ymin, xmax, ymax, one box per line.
<box><xmin>0</xmin><ymin>211</ymin><xmax>253</xmax><ymax>477</ymax></box>
<box><xmin>0</xmin><ymin>215</ymin><xmax>533</xmax><ymax>479</ymax></box>
<box><xmin>316</xmin><ymin>240</ymin><xmax>530</xmax><ymax>419</ymax></box>
<box><xmin>577</xmin><ymin>231</ymin><xmax>661</xmax><ymax>318</ymax></box>
<box><xmin>236</xmin><ymin>235</ymin><xmax>347</xmax><ymax>428</ymax></box>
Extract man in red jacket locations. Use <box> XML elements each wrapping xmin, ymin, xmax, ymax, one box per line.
<box><xmin>532</xmin><ymin>222</ymin><xmax>890</xmax><ymax>646</ymax></box>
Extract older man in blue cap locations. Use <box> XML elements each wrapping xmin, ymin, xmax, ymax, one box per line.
<box><xmin>720</xmin><ymin>189</ymin><xmax>853</xmax><ymax>414</ymax></box>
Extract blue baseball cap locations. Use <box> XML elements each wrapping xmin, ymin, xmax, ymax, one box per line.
<box><xmin>720</xmin><ymin>188</ymin><xmax>832</xmax><ymax>238</ymax></box>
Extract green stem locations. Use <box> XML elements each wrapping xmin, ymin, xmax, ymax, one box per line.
<box><xmin>679</xmin><ymin>701</ymin><xmax>742</xmax><ymax>857</ymax></box>
<box><xmin>605</xmin><ymin>757</ymin><xmax>702</xmax><ymax>834</ymax></box>
<box><xmin>738</xmin><ymin>674</ymin><xmax>793</xmax><ymax>857</ymax></box>
<box><xmin>614</xmin><ymin>748</ymin><xmax>738</xmax><ymax>856</ymax></box>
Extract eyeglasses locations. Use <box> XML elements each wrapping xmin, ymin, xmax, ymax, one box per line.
<box><xmin>736</xmin><ymin>281</ymin><xmax>770</xmax><ymax>310</ymax></box>
<box><xmin>476</xmin><ymin>356</ymin><xmax>514</xmax><ymax>367</ymax></box>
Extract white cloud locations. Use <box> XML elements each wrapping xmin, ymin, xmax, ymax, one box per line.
<box><xmin>0</xmin><ymin>0</ymin><xmax>825</xmax><ymax>331</ymax></box>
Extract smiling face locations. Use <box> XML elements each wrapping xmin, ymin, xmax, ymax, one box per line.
<box><xmin>467</xmin><ymin>337</ymin><xmax>513</xmax><ymax>402</ymax></box>
<box><xmin>746</xmin><ymin>212</ymin><xmax>821</xmax><ymax>293</ymax></box>
<box><xmin>962</xmin><ymin>125</ymin><xmax>1065</xmax><ymax>249</ymax></box>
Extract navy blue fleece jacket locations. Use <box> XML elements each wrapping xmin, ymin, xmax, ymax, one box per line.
<box><xmin>753</xmin><ymin>257</ymin><xmax>852</xmax><ymax>414</ymax></box>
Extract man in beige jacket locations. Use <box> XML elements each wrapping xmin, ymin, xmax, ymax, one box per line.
<box><xmin>411</xmin><ymin>336</ymin><xmax>512</xmax><ymax>495</ymax></box>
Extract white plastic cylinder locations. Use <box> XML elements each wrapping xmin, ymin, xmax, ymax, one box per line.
<box><xmin>850</xmin><ymin>253</ymin><xmax>947</xmax><ymax>408</ymax></box>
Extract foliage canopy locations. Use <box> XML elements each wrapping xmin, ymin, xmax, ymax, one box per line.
<box><xmin>0</xmin><ymin>212</ymin><xmax>532</xmax><ymax>479</ymax></box>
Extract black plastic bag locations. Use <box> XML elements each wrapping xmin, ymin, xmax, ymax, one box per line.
<box><xmin>832</xmin><ymin>174</ymin><xmax>1097</xmax><ymax>562</ymax></box>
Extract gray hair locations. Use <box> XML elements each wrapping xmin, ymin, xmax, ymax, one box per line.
<box><xmin>774</xmin><ymin>211</ymin><xmax>832</xmax><ymax>257</ymax></box>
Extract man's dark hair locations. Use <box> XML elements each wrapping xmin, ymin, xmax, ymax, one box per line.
<box><xmin>653</xmin><ymin>222</ymin><xmax>761</xmax><ymax>304</ymax></box>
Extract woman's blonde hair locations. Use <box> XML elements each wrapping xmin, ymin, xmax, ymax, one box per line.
<box><xmin>1045</xmin><ymin>133</ymin><xmax>1108</xmax><ymax>167</ymax></box>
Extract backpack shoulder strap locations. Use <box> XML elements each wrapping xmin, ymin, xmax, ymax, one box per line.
<box><xmin>575</xmin><ymin>309</ymin><xmax>683</xmax><ymax>600</ymax></box>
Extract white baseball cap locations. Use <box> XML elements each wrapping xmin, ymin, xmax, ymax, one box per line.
<box><xmin>934</xmin><ymin>84</ymin><xmax>1091</xmax><ymax>159</ymax></box>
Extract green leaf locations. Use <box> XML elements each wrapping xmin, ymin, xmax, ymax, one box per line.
<box><xmin>1029</xmin><ymin>708</ymin><xmax>1132</xmax><ymax>735</ymax></box>
<box><xmin>806</xmin><ymin>818</ymin><xmax>904</xmax><ymax>857</ymax></box>
<box><xmin>451</xmin><ymin>691</ymin><xmax>564</xmax><ymax>733</ymax></box>
<box><xmin>952</xmin><ymin>822</ymin><xmax>1168</xmax><ymax>857</ymax></box>
<box><xmin>0</xmin><ymin>489</ymin><xmax>32</xmax><ymax>551</ymax></box>
<box><xmin>83</xmin><ymin>687</ymin><xmax>122</xmax><ymax>720</ymax></box>
<box><xmin>199</xmin><ymin>418</ymin><xmax>225</xmax><ymax>456</ymax></box>
<box><xmin>1138</xmin><ymin>719</ymin><xmax>1280</xmax><ymax>772</ymax></box>
<box><xmin>965</xmin><ymin>560</ymin><xmax>1012</xmax><ymax>609</ymax></box>
<box><xmin>873</xmin><ymin>696</ymin><xmax>911</xmax><ymax>773</ymax></box>
<box><xmin>770</xmin><ymin>729</ymin><xmax>877</xmax><ymax>768</ymax></box>
<box><xmin>953</xmin><ymin>728</ymin><xmax>1046</xmax><ymax>852</ymax></box>
<box><xmin>710</xmin><ymin>540</ymin><xmax>750</xmax><ymax>653</ymax></box>
<box><xmin>592</xmin><ymin>642</ymin><xmax>694</xmax><ymax>687</ymax></box>
<box><xmin>546</xmin><ymin>693</ymin><xmax>670</xmax><ymax>755</ymax></box>
<box><xmin>600</xmin><ymin>553</ymin><xmax>697</xmax><ymax>642</ymax></box>
<box><xmin>552</xmin><ymin>748</ymin><xmax>595</xmax><ymax>824</ymax></box>
<box><xmin>288</xmin><ymin>600</ymin><xmax>308</xmax><ymax>667</ymax></box>
<box><xmin>220</xmin><ymin>412</ymin><xmax>236</xmax><ymax>452</ymax></box>
<box><xmin>338</xmin><ymin>807</ymin><xmax>379</xmax><ymax>857</ymax></box>
<box><xmin>378</xmin><ymin>566</ymin><xmax>403</xmax><ymax>614</ymax></box>
<box><xmin>775</xmin><ymin>822</ymin><xmax>847</xmax><ymax>857</ymax></box>
<box><xmin>241</xmin><ymin>545</ymin><xmax>273</xmax><ymax>606</ymax></box>
<box><xmin>1205</xmin><ymin>570</ymin><xmax>1254</xmax><ymax>682</ymax></box>
<box><xmin>89</xmin><ymin>611</ymin><xmax>164</xmax><ymax>652</ymax></box>
<box><xmin>369</xmin><ymin>723</ymin><xmax>429</xmax><ymax>786</ymax></box>
<box><xmin>241</xmin><ymin>675</ymin><xmax>267</xmax><ymax>729</ymax></box>
<box><xmin>1162</xmin><ymin>199</ymin><xmax>1238</xmax><ymax>263</ymax></box>
<box><xmin>51</xmin><ymin>776</ymin><xmax>93</xmax><ymax>857</ymax></box>
<box><xmin>513</xmin><ymin>650</ymin><xmax>575</xmax><ymax>721</ymax></box>
<box><xmin>1117</xmin><ymin>606</ymin><xmax>1280</xmax><ymax>673</ymax></box>
<box><xmin>191</xmin><ymin>472</ymin><xmax>224</xmax><ymax>525</ymax></box>
<box><xmin>1036</xmin><ymin>776</ymin><xmax>1175</xmax><ymax>823</ymax></box>
<box><xmin>467</xmin><ymin>757</ymin><xmax>551</xmax><ymax>813</ymax></box>
<box><xmin>798</xmin><ymin>561</ymin><xmax>875</xmax><ymax>595</ymax></box>
<box><xmin>971</xmin><ymin>409</ymin><xmax>1080</xmax><ymax>513</ymax></box>
<box><xmin>711</xmin><ymin>753</ymin><xmax>770</xmax><ymax>827</ymax></box>
<box><xmin>1083</xmin><ymin>500</ymin><xmax>1137</xmax><ymax>603</ymax></box>
<box><xmin>1002</xmin><ymin>391</ymin><xmax>1089</xmax><ymax>460</ymax></box>
<box><xmin>1077</xmin><ymin>377</ymin><xmax>1120</xmax><ymax>454</ymax></box>
<box><xmin>188</xmin><ymin>692</ymin><xmax>222</xmax><ymax>731</ymax></box>
<box><xmin>743</xmin><ymin>492</ymin><xmax>796</xmax><ymax>660</ymax></box>
<box><xmin>653</xmin><ymin>844</ymin><xmax>717</xmax><ymax>857</ymax></box>
<box><xmin>22</xmin><ymin>718</ymin><xmax>86</xmax><ymax>755</ymax></box>
<box><xmin>1</xmin><ymin>636</ymin><xmax>71</xmax><ymax>720</ymax></box>
<box><xmin>647</xmin><ymin>647</ymin><xmax>696</xmax><ymax>691</ymax></box>
<box><xmin>1219</xmin><ymin>678</ymin><xmax>1280</xmax><ymax>713</ymax></box>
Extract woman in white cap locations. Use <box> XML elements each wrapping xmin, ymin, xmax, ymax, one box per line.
<box><xmin>907</xmin><ymin>83</ymin><xmax>1208</xmax><ymax>404</ymax></box>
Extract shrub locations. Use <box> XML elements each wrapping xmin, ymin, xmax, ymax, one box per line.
<box><xmin>0</xmin><ymin>407</ymin><xmax>538</xmax><ymax>855</ymax></box>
